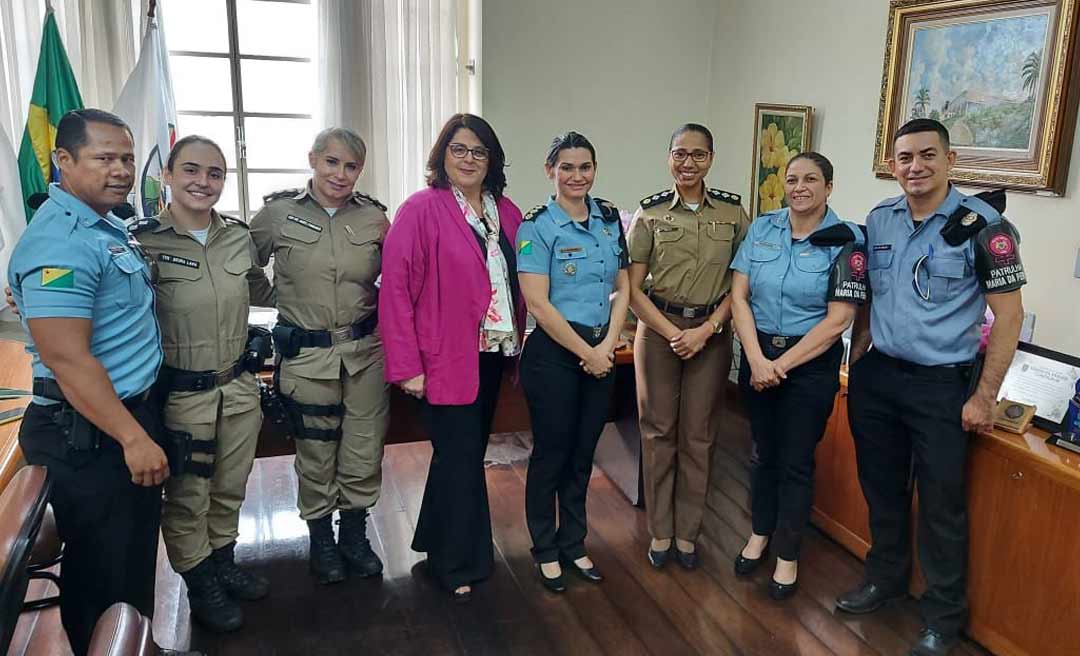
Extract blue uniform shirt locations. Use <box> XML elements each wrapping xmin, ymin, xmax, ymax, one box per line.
<box><xmin>731</xmin><ymin>207</ymin><xmax>867</xmax><ymax>336</ymax></box>
<box><xmin>865</xmin><ymin>186</ymin><xmax>1026</xmax><ymax>366</ymax></box>
<box><xmin>516</xmin><ymin>196</ymin><xmax>628</xmax><ymax>328</ymax></box>
<box><xmin>8</xmin><ymin>184</ymin><xmax>163</xmax><ymax>399</ymax></box>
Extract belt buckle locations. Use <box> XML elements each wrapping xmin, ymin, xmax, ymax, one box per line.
<box><xmin>331</xmin><ymin>325</ymin><xmax>353</xmax><ymax>345</ymax></box>
<box><xmin>771</xmin><ymin>336</ymin><xmax>787</xmax><ymax>349</ymax></box>
<box><xmin>681</xmin><ymin>306</ymin><xmax>695</xmax><ymax>319</ymax></box>
<box><xmin>592</xmin><ymin>326</ymin><xmax>602</xmax><ymax>339</ymax></box>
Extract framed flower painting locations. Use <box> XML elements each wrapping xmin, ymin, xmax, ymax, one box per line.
<box><xmin>749</xmin><ymin>104</ymin><xmax>813</xmax><ymax>219</ymax></box>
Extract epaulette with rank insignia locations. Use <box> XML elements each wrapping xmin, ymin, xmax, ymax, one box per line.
<box><xmin>220</xmin><ymin>213</ymin><xmax>249</xmax><ymax>229</ymax></box>
<box><xmin>129</xmin><ymin>216</ymin><xmax>159</xmax><ymax>235</ymax></box>
<box><xmin>707</xmin><ymin>188</ymin><xmax>741</xmax><ymax>205</ymax></box>
<box><xmin>262</xmin><ymin>188</ymin><xmax>303</xmax><ymax>204</ymax></box>
<box><xmin>640</xmin><ymin>189</ymin><xmax>674</xmax><ymax>209</ymax></box>
<box><xmin>593</xmin><ymin>197</ymin><xmax>620</xmax><ymax>223</ymax></box>
<box><xmin>941</xmin><ymin>189</ymin><xmax>1005</xmax><ymax>246</ymax></box>
<box><xmin>353</xmin><ymin>191</ymin><xmax>387</xmax><ymax>212</ymax></box>
<box><xmin>523</xmin><ymin>205</ymin><xmax>545</xmax><ymax>222</ymax></box>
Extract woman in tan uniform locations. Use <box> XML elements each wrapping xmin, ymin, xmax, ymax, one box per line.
<box><xmin>627</xmin><ymin>123</ymin><xmax>750</xmax><ymax>569</ymax></box>
<box><xmin>249</xmin><ymin>128</ymin><xmax>390</xmax><ymax>587</ymax></box>
<box><xmin>134</xmin><ymin>135</ymin><xmax>275</xmax><ymax>633</ymax></box>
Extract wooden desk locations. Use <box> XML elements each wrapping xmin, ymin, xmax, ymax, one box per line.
<box><xmin>0</xmin><ymin>340</ymin><xmax>31</xmax><ymax>492</ymax></box>
<box><xmin>811</xmin><ymin>373</ymin><xmax>1080</xmax><ymax>656</ymax></box>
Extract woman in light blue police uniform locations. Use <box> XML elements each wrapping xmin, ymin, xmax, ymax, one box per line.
<box><xmin>729</xmin><ymin>152</ymin><xmax>868</xmax><ymax>600</ymax></box>
<box><xmin>516</xmin><ymin>131</ymin><xmax>630</xmax><ymax>592</ymax></box>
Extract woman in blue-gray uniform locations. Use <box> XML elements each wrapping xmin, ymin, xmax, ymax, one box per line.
<box><xmin>728</xmin><ymin>152</ymin><xmax>868</xmax><ymax>600</ymax></box>
<box><xmin>516</xmin><ymin>132</ymin><xmax>630</xmax><ymax>593</ymax></box>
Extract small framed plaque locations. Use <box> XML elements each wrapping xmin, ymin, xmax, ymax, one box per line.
<box><xmin>997</xmin><ymin>342</ymin><xmax>1080</xmax><ymax>436</ymax></box>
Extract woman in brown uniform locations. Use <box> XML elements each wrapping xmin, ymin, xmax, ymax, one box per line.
<box><xmin>133</xmin><ymin>135</ymin><xmax>275</xmax><ymax>633</ymax></box>
<box><xmin>249</xmin><ymin>127</ymin><xmax>390</xmax><ymax>586</ymax></box>
<box><xmin>627</xmin><ymin>123</ymin><xmax>750</xmax><ymax>569</ymax></box>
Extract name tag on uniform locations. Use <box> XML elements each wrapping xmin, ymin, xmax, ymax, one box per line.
<box><xmin>873</xmin><ymin>244</ymin><xmax>893</xmax><ymax>252</ymax></box>
<box><xmin>158</xmin><ymin>253</ymin><xmax>200</xmax><ymax>269</ymax></box>
<box><xmin>753</xmin><ymin>240</ymin><xmax>781</xmax><ymax>251</ymax></box>
<box><xmin>559</xmin><ymin>246</ymin><xmax>583</xmax><ymax>254</ymax></box>
<box><xmin>287</xmin><ymin>215</ymin><xmax>323</xmax><ymax>232</ymax></box>
<box><xmin>108</xmin><ymin>245</ymin><xmax>128</xmax><ymax>255</ymax></box>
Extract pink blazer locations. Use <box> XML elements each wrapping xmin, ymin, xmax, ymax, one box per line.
<box><xmin>379</xmin><ymin>186</ymin><xmax>527</xmax><ymax>405</ymax></box>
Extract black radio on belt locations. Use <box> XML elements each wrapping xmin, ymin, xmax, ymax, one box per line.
<box><xmin>242</xmin><ymin>326</ymin><xmax>273</xmax><ymax>373</ymax></box>
<box><xmin>52</xmin><ymin>404</ymin><xmax>101</xmax><ymax>451</ymax></box>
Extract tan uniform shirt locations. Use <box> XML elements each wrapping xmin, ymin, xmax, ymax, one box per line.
<box><xmin>249</xmin><ymin>184</ymin><xmax>389</xmax><ymax>379</ymax></box>
<box><xmin>134</xmin><ymin>208</ymin><xmax>267</xmax><ymax>373</ymax></box>
<box><xmin>627</xmin><ymin>185</ymin><xmax>751</xmax><ymax>307</ymax></box>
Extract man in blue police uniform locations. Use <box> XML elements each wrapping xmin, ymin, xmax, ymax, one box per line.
<box><xmin>7</xmin><ymin>109</ymin><xmax>171</xmax><ymax>656</ymax></box>
<box><xmin>838</xmin><ymin>119</ymin><xmax>1026</xmax><ymax>656</ymax></box>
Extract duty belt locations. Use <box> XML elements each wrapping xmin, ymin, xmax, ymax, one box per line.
<box><xmin>757</xmin><ymin>332</ymin><xmax>803</xmax><ymax>350</ymax></box>
<box><xmin>648</xmin><ymin>292</ymin><xmax>725</xmax><ymax>320</ymax></box>
<box><xmin>33</xmin><ymin>377</ymin><xmax>151</xmax><ymax>409</ymax></box>
<box><xmin>281</xmin><ymin>312</ymin><xmax>378</xmax><ymax>349</ymax></box>
<box><xmin>162</xmin><ymin>358</ymin><xmax>245</xmax><ymax>393</ymax></box>
<box><xmin>568</xmin><ymin>321</ymin><xmax>608</xmax><ymax>341</ymax></box>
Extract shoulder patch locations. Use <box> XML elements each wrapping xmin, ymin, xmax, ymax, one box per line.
<box><xmin>941</xmin><ymin>189</ymin><xmax>1005</xmax><ymax>247</ymax></box>
<box><xmin>707</xmin><ymin>188</ymin><xmax>741</xmax><ymax>205</ymax></box>
<box><xmin>220</xmin><ymin>213</ymin><xmax>248</xmax><ymax>229</ymax></box>
<box><xmin>523</xmin><ymin>205</ymin><xmax>545</xmax><ymax>222</ymax></box>
<box><xmin>352</xmin><ymin>191</ymin><xmax>387</xmax><ymax>212</ymax></box>
<box><xmin>640</xmin><ymin>189</ymin><xmax>674</xmax><ymax>209</ymax></box>
<box><xmin>593</xmin><ymin>197</ymin><xmax>620</xmax><ymax>223</ymax></box>
<box><xmin>262</xmin><ymin>188</ymin><xmax>303</xmax><ymax>204</ymax></box>
<box><xmin>129</xmin><ymin>217</ymin><xmax>160</xmax><ymax>235</ymax></box>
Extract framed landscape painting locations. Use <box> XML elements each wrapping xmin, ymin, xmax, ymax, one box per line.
<box><xmin>873</xmin><ymin>0</ymin><xmax>1080</xmax><ymax>195</ymax></box>
<box><xmin>750</xmin><ymin>104</ymin><xmax>813</xmax><ymax>219</ymax></box>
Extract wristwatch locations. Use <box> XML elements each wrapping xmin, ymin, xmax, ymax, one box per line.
<box><xmin>710</xmin><ymin>318</ymin><xmax>723</xmax><ymax>335</ymax></box>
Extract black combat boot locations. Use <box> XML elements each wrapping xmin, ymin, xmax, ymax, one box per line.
<box><xmin>210</xmin><ymin>541</ymin><xmax>270</xmax><ymax>601</ymax></box>
<box><xmin>179</xmin><ymin>558</ymin><xmax>243</xmax><ymax>633</ymax></box>
<box><xmin>307</xmin><ymin>515</ymin><xmax>347</xmax><ymax>584</ymax></box>
<box><xmin>337</xmin><ymin>509</ymin><xmax>383</xmax><ymax>577</ymax></box>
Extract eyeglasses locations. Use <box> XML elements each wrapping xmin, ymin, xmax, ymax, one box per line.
<box><xmin>448</xmin><ymin>143</ymin><xmax>490</xmax><ymax>161</ymax></box>
<box><xmin>670</xmin><ymin>149</ymin><xmax>712</xmax><ymax>163</ymax></box>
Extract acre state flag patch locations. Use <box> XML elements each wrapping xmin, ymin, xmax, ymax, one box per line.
<box><xmin>41</xmin><ymin>268</ymin><xmax>74</xmax><ymax>289</ymax></box>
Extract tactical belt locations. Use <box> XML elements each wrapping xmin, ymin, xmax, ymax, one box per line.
<box><xmin>281</xmin><ymin>312</ymin><xmax>378</xmax><ymax>349</ymax></box>
<box><xmin>162</xmin><ymin>358</ymin><xmax>245</xmax><ymax>393</ymax></box>
<box><xmin>757</xmin><ymin>332</ymin><xmax>804</xmax><ymax>350</ymax></box>
<box><xmin>648</xmin><ymin>292</ymin><xmax>725</xmax><ymax>320</ymax></box>
<box><xmin>33</xmin><ymin>377</ymin><xmax>151</xmax><ymax>409</ymax></box>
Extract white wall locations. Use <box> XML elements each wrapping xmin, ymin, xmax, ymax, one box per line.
<box><xmin>484</xmin><ymin>0</ymin><xmax>1080</xmax><ymax>354</ymax></box>
<box><xmin>482</xmin><ymin>0</ymin><xmax>722</xmax><ymax>211</ymax></box>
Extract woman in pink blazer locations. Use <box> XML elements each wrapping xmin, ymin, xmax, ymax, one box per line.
<box><xmin>380</xmin><ymin>114</ymin><xmax>526</xmax><ymax>602</ymax></box>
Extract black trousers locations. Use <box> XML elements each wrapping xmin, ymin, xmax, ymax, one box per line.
<box><xmin>848</xmin><ymin>349</ymin><xmax>972</xmax><ymax>637</ymax></box>
<box><xmin>18</xmin><ymin>399</ymin><xmax>165</xmax><ymax>656</ymax></box>
<box><xmin>412</xmin><ymin>352</ymin><xmax>506</xmax><ymax>591</ymax></box>
<box><xmin>521</xmin><ymin>325</ymin><xmax>614</xmax><ymax>563</ymax></box>
<box><xmin>739</xmin><ymin>338</ymin><xmax>842</xmax><ymax>560</ymax></box>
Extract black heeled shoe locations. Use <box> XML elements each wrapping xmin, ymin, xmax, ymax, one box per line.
<box><xmin>734</xmin><ymin>540</ymin><xmax>769</xmax><ymax>576</ymax></box>
<box><xmin>768</xmin><ymin>576</ymin><xmax>798</xmax><ymax>600</ymax></box>
<box><xmin>675</xmin><ymin>547</ymin><xmax>700</xmax><ymax>570</ymax></box>
<box><xmin>536</xmin><ymin>563</ymin><xmax>566</xmax><ymax>593</ymax></box>
<box><xmin>562</xmin><ymin>557</ymin><xmax>603</xmax><ymax>583</ymax></box>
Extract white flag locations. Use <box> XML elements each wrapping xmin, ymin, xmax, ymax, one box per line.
<box><xmin>0</xmin><ymin>123</ymin><xmax>26</xmax><ymax>321</ymax></box>
<box><xmin>113</xmin><ymin>15</ymin><xmax>177</xmax><ymax>219</ymax></box>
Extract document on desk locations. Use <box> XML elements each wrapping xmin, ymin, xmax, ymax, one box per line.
<box><xmin>998</xmin><ymin>350</ymin><xmax>1080</xmax><ymax>424</ymax></box>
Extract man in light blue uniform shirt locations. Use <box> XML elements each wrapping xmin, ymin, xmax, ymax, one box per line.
<box><xmin>7</xmin><ymin>109</ymin><xmax>171</xmax><ymax>656</ymax></box>
<box><xmin>837</xmin><ymin>119</ymin><xmax>1025</xmax><ymax>656</ymax></box>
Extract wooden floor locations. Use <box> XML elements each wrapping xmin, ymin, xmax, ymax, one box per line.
<box><xmin>150</xmin><ymin>409</ymin><xmax>992</xmax><ymax>656</ymax></box>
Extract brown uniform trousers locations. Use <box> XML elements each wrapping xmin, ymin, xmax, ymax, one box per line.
<box><xmin>250</xmin><ymin>185</ymin><xmax>390</xmax><ymax>521</ymax></box>
<box><xmin>628</xmin><ymin>185</ymin><xmax>750</xmax><ymax>541</ymax></box>
<box><xmin>136</xmin><ymin>208</ymin><xmax>274</xmax><ymax>573</ymax></box>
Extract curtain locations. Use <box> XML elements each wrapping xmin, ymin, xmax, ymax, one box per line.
<box><xmin>0</xmin><ymin>0</ymin><xmax>138</xmax><ymax>143</ymax></box>
<box><xmin>317</xmin><ymin>0</ymin><xmax>463</xmax><ymax>214</ymax></box>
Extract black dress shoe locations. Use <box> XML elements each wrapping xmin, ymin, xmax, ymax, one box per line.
<box><xmin>675</xmin><ymin>549</ymin><xmax>699</xmax><ymax>570</ymax></box>
<box><xmin>563</xmin><ymin>558</ymin><xmax>603</xmax><ymax>583</ymax></box>
<box><xmin>734</xmin><ymin>541</ymin><xmax>769</xmax><ymax>577</ymax></box>
<box><xmin>768</xmin><ymin>577</ymin><xmax>798</xmax><ymax>600</ymax></box>
<box><xmin>835</xmin><ymin>581</ymin><xmax>906</xmax><ymax>614</ymax></box>
<box><xmin>648</xmin><ymin>546</ymin><xmax>671</xmax><ymax>569</ymax></box>
<box><xmin>536</xmin><ymin>564</ymin><xmax>566</xmax><ymax>593</ymax></box>
<box><xmin>909</xmin><ymin>628</ymin><xmax>957</xmax><ymax>656</ymax></box>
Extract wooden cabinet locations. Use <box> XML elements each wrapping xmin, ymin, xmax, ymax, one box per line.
<box><xmin>811</xmin><ymin>377</ymin><xmax>1080</xmax><ymax>656</ymax></box>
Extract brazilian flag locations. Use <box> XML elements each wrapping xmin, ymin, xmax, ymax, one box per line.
<box><xmin>17</xmin><ymin>10</ymin><xmax>83</xmax><ymax>222</ymax></box>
